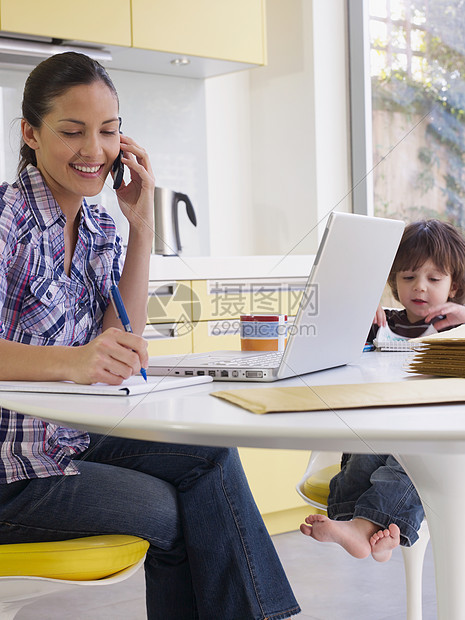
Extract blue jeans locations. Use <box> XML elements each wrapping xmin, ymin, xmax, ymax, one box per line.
<box><xmin>0</xmin><ymin>434</ymin><xmax>300</xmax><ymax>620</ymax></box>
<box><xmin>327</xmin><ymin>453</ymin><xmax>424</xmax><ymax>546</ymax></box>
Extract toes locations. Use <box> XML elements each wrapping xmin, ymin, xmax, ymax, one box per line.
<box><xmin>305</xmin><ymin>514</ymin><xmax>326</xmax><ymax>525</ymax></box>
<box><xmin>370</xmin><ymin>529</ymin><xmax>389</xmax><ymax>546</ymax></box>
<box><xmin>388</xmin><ymin>523</ymin><xmax>401</xmax><ymax>541</ymax></box>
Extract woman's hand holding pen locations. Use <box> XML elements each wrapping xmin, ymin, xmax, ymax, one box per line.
<box><xmin>69</xmin><ymin>328</ymin><xmax>149</xmax><ymax>385</ymax></box>
<box><xmin>114</xmin><ymin>135</ymin><xmax>155</xmax><ymax>240</ymax></box>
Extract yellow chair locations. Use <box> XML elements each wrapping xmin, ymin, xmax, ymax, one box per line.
<box><xmin>0</xmin><ymin>535</ymin><xmax>149</xmax><ymax>620</ymax></box>
<box><xmin>296</xmin><ymin>452</ymin><xmax>430</xmax><ymax>620</ymax></box>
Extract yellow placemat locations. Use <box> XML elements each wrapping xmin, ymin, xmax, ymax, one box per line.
<box><xmin>211</xmin><ymin>378</ymin><xmax>465</xmax><ymax>414</ymax></box>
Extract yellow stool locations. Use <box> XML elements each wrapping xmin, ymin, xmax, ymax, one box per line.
<box><xmin>296</xmin><ymin>452</ymin><xmax>430</xmax><ymax>620</ymax></box>
<box><xmin>0</xmin><ymin>535</ymin><xmax>149</xmax><ymax>619</ymax></box>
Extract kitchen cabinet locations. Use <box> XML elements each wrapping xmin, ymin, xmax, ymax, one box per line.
<box><xmin>146</xmin><ymin>280</ymin><xmax>193</xmax><ymax>356</ymax></box>
<box><xmin>132</xmin><ymin>0</ymin><xmax>266</xmax><ymax>64</ymax></box>
<box><xmin>144</xmin><ymin>273</ymin><xmax>310</xmax><ymax>533</ymax></box>
<box><xmin>192</xmin><ymin>278</ymin><xmax>304</xmax><ymax>321</ymax></box>
<box><xmin>145</xmin><ymin>322</ymin><xmax>193</xmax><ymax>357</ymax></box>
<box><xmin>0</xmin><ymin>0</ymin><xmax>266</xmax><ymax>76</ymax></box>
<box><xmin>239</xmin><ymin>448</ymin><xmax>311</xmax><ymax>536</ymax></box>
<box><xmin>0</xmin><ymin>0</ymin><xmax>132</xmax><ymax>47</ymax></box>
<box><xmin>191</xmin><ymin>277</ymin><xmax>304</xmax><ymax>353</ymax></box>
<box><xmin>146</xmin><ymin>276</ymin><xmax>305</xmax><ymax>356</ymax></box>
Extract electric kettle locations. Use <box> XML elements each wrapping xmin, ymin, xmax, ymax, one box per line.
<box><xmin>153</xmin><ymin>187</ymin><xmax>197</xmax><ymax>256</ymax></box>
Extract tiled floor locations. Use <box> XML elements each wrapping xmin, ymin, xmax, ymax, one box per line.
<box><xmin>16</xmin><ymin>529</ymin><xmax>437</xmax><ymax>619</ymax></box>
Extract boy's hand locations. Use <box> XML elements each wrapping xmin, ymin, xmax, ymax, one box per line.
<box><xmin>424</xmin><ymin>302</ymin><xmax>465</xmax><ymax>331</ymax></box>
<box><xmin>373</xmin><ymin>304</ymin><xmax>387</xmax><ymax>327</ymax></box>
<box><xmin>69</xmin><ymin>327</ymin><xmax>148</xmax><ymax>385</ymax></box>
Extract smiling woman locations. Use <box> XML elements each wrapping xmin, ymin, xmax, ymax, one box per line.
<box><xmin>0</xmin><ymin>52</ymin><xmax>300</xmax><ymax>620</ymax></box>
<box><xmin>21</xmin><ymin>81</ymin><xmax>120</xmax><ymax>218</ymax></box>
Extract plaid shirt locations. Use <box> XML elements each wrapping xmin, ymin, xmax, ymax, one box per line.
<box><xmin>0</xmin><ymin>165</ymin><xmax>123</xmax><ymax>483</ymax></box>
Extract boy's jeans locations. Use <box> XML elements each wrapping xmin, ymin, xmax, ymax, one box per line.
<box><xmin>327</xmin><ymin>453</ymin><xmax>424</xmax><ymax>546</ymax></box>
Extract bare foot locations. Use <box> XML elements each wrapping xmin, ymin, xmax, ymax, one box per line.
<box><xmin>300</xmin><ymin>514</ymin><xmax>378</xmax><ymax>559</ymax></box>
<box><xmin>370</xmin><ymin>523</ymin><xmax>401</xmax><ymax>562</ymax></box>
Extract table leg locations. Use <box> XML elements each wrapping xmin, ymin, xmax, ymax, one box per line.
<box><xmin>396</xmin><ymin>453</ymin><xmax>465</xmax><ymax>620</ymax></box>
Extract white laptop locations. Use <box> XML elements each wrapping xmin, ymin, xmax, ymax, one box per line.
<box><xmin>147</xmin><ymin>212</ymin><xmax>405</xmax><ymax>382</ymax></box>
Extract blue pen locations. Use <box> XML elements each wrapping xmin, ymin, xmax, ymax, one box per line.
<box><xmin>109</xmin><ymin>284</ymin><xmax>148</xmax><ymax>382</ymax></box>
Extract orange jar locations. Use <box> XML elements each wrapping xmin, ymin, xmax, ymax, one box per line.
<box><xmin>240</xmin><ymin>314</ymin><xmax>288</xmax><ymax>351</ymax></box>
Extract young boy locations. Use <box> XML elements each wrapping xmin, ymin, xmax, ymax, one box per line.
<box><xmin>300</xmin><ymin>219</ymin><xmax>465</xmax><ymax>562</ymax></box>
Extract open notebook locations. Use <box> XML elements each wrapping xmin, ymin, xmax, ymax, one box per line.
<box><xmin>0</xmin><ymin>374</ymin><xmax>213</xmax><ymax>397</ymax></box>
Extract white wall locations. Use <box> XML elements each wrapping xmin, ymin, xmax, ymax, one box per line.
<box><xmin>206</xmin><ymin>0</ymin><xmax>351</xmax><ymax>256</ymax></box>
<box><xmin>204</xmin><ymin>71</ymin><xmax>254</xmax><ymax>256</ymax></box>
<box><xmin>108</xmin><ymin>69</ymin><xmax>210</xmax><ymax>255</ymax></box>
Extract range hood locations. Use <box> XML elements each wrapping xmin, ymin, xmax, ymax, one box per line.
<box><xmin>0</xmin><ymin>33</ymin><xmax>111</xmax><ymax>65</ymax></box>
<box><xmin>0</xmin><ymin>32</ymin><xmax>257</xmax><ymax>78</ymax></box>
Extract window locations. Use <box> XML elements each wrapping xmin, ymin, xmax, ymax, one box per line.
<box><xmin>349</xmin><ymin>0</ymin><xmax>465</xmax><ymax>227</ymax></box>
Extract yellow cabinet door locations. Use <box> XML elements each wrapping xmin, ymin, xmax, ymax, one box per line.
<box><xmin>146</xmin><ymin>326</ymin><xmax>193</xmax><ymax>356</ymax></box>
<box><xmin>132</xmin><ymin>0</ymin><xmax>266</xmax><ymax>64</ymax></box>
<box><xmin>239</xmin><ymin>448</ymin><xmax>311</xmax><ymax>535</ymax></box>
<box><xmin>192</xmin><ymin>320</ymin><xmax>241</xmax><ymax>353</ymax></box>
<box><xmin>1</xmin><ymin>0</ymin><xmax>131</xmax><ymax>47</ymax></box>
<box><xmin>192</xmin><ymin>279</ymin><xmax>305</xmax><ymax>322</ymax></box>
<box><xmin>148</xmin><ymin>281</ymin><xmax>194</xmax><ymax>324</ymax></box>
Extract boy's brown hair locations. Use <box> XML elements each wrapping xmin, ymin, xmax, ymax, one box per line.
<box><xmin>388</xmin><ymin>219</ymin><xmax>465</xmax><ymax>304</ymax></box>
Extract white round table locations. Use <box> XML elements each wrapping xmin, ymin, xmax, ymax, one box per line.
<box><xmin>1</xmin><ymin>351</ymin><xmax>464</xmax><ymax>619</ymax></box>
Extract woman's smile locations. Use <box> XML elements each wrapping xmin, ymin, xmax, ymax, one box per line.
<box><xmin>69</xmin><ymin>162</ymin><xmax>105</xmax><ymax>176</ymax></box>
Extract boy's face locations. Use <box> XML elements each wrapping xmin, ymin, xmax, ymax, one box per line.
<box><xmin>396</xmin><ymin>258</ymin><xmax>458</xmax><ymax>323</ymax></box>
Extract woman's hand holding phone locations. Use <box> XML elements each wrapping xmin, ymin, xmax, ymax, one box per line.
<box><xmin>112</xmin><ymin>150</ymin><xmax>124</xmax><ymax>190</ymax></box>
<box><xmin>113</xmin><ymin>134</ymin><xmax>155</xmax><ymax>240</ymax></box>
<box><xmin>111</xmin><ymin>116</ymin><xmax>124</xmax><ymax>190</ymax></box>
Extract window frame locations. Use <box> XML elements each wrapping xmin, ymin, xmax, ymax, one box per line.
<box><xmin>347</xmin><ymin>0</ymin><xmax>374</xmax><ymax>217</ymax></box>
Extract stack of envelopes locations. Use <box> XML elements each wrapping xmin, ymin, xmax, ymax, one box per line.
<box><xmin>407</xmin><ymin>324</ymin><xmax>465</xmax><ymax>378</ymax></box>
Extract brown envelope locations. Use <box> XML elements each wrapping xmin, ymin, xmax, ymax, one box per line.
<box><xmin>411</xmin><ymin>323</ymin><xmax>465</xmax><ymax>343</ymax></box>
<box><xmin>408</xmin><ymin>324</ymin><xmax>465</xmax><ymax>378</ymax></box>
<box><xmin>211</xmin><ymin>378</ymin><xmax>465</xmax><ymax>414</ymax></box>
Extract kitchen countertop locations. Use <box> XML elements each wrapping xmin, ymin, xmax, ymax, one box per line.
<box><xmin>149</xmin><ymin>254</ymin><xmax>315</xmax><ymax>281</ymax></box>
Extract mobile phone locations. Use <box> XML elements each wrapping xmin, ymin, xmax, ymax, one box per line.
<box><xmin>112</xmin><ymin>117</ymin><xmax>124</xmax><ymax>190</ymax></box>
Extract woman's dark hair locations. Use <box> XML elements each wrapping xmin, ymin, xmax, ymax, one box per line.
<box><xmin>388</xmin><ymin>219</ymin><xmax>465</xmax><ymax>304</ymax></box>
<box><xmin>19</xmin><ymin>51</ymin><xmax>118</xmax><ymax>174</ymax></box>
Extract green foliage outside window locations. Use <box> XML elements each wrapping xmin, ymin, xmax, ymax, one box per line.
<box><xmin>370</xmin><ymin>0</ymin><xmax>465</xmax><ymax>227</ymax></box>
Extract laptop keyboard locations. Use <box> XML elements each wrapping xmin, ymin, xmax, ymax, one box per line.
<box><xmin>204</xmin><ymin>351</ymin><xmax>284</xmax><ymax>368</ymax></box>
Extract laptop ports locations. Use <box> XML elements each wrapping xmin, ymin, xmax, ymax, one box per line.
<box><xmin>220</xmin><ymin>370</ymin><xmax>229</xmax><ymax>377</ymax></box>
<box><xmin>246</xmin><ymin>371</ymin><xmax>263</xmax><ymax>378</ymax></box>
